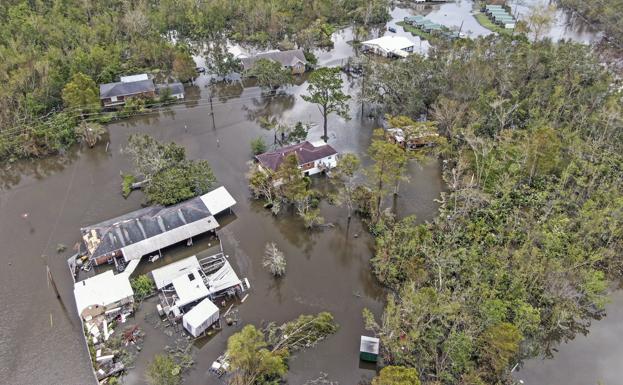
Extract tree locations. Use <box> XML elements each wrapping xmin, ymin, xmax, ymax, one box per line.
<box><xmin>146</xmin><ymin>354</ymin><xmax>181</xmax><ymax>385</ymax></box>
<box><xmin>246</xmin><ymin>58</ymin><xmax>293</xmax><ymax>94</ymax></box>
<box><xmin>526</xmin><ymin>4</ymin><xmax>556</xmax><ymax>41</ymax></box>
<box><xmin>250</xmin><ymin>137</ymin><xmax>267</xmax><ymax>155</ymax></box>
<box><xmin>205</xmin><ymin>42</ymin><xmax>241</xmax><ymax>77</ymax></box>
<box><xmin>131</xmin><ymin>274</ymin><xmax>155</xmax><ymax>301</ymax></box>
<box><xmin>366</xmin><ymin>129</ymin><xmax>408</xmax><ymax>220</ymax></box>
<box><xmin>330</xmin><ymin>153</ymin><xmax>360</xmax><ymax>219</ymax></box>
<box><xmin>145</xmin><ymin>160</ymin><xmax>216</xmax><ymax>205</ymax></box>
<box><xmin>247</xmin><ymin>164</ymin><xmax>280</xmax><ymax>213</ymax></box>
<box><xmin>479</xmin><ymin>323</ymin><xmax>523</xmax><ymax>375</ymax></box>
<box><xmin>125</xmin><ymin>134</ymin><xmax>185</xmax><ymax>179</ymax></box>
<box><xmin>372</xmin><ymin>366</ymin><xmax>421</xmax><ymax>385</ymax></box>
<box><xmin>172</xmin><ymin>48</ymin><xmax>196</xmax><ymax>82</ymax></box>
<box><xmin>302</xmin><ymin>67</ymin><xmax>351</xmax><ymax>142</ymax></box>
<box><xmin>124</xmin><ymin>134</ymin><xmax>216</xmax><ymax>205</ymax></box>
<box><xmin>277</xmin><ymin>154</ymin><xmax>324</xmax><ymax>228</ymax></box>
<box><xmin>259</xmin><ymin>117</ymin><xmax>311</xmax><ymax>145</ymax></box>
<box><xmin>263</xmin><ymin>242</ymin><xmax>286</xmax><ymax>277</ymax></box>
<box><xmin>227</xmin><ymin>325</ymin><xmax>287</xmax><ymax>385</ymax></box>
<box><xmin>62</xmin><ymin>73</ymin><xmax>100</xmax><ymax>117</ymax></box>
<box><xmin>74</xmin><ymin>121</ymin><xmax>106</xmax><ymax>148</ymax></box>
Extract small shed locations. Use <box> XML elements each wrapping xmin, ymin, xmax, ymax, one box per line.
<box><xmin>360</xmin><ymin>336</ymin><xmax>380</xmax><ymax>362</ymax></box>
<box><xmin>182</xmin><ymin>297</ymin><xmax>220</xmax><ymax>337</ymax></box>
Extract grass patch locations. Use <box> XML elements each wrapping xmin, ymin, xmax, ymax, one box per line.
<box><xmin>474</xmin><ymin>12</ymin><xmax>514</xmax><ymax>36</ymax></box>
<box><xmin>121</xmin><ymin>173</ymin><xmax>136</xmax><ymax>198</ymax></box>
<box><xmin>397</xmin><ymin>21</ymin><xmax>434</xmax><ymax>41</ymax></box>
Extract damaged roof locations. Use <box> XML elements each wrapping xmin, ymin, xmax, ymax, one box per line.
<box><xmin>255</xmin><ymin>141</ymin><xmax>337</xmax><ymax>172</ymax></box>
<box><xmin>81</xmin><ymin>187</ymin><xmax>236</xmax><ymax>262</ymax></box>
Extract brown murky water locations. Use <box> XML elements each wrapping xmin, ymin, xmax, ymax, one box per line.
<box><xmin>0</xmin><ymin>4</ymin><xmax>607</xmax><ymax>385</ymax></box>
<box><xmin>0</xmin><ymin>68</ymin><xmax>444</xmax><ymax>384</ymax></box>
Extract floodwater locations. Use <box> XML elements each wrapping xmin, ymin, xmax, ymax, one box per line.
<box><xmin>0</xmin><ymin>58</ymin><xmax>444</xmax><ymax>385</ymax></box>
<box><xmin>509</xmin><ymin>0</ymin><xmax>603</xmax><ymax>43</ymax></box>
<box><xmin>515</xmin><ymin>289</ymin><xmax>623</xmax><ymax>385</ymax></box>
<box><xmin>0</xmin><ymin>3</ymin><xmax>608</xmax><ymax>385</ymax></box>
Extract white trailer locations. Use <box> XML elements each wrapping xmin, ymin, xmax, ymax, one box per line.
<box><xmin>182</xmin><ymin>298</ymin><xmax>220</xmax><ymax>337</ymax></box>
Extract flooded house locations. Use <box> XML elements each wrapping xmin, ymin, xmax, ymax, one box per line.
<box><xmin>100</xmin><ymin>74</ymin><xmax>186</xmax><ymax>106</ymax></box>
<box><xmin>362</xmin><ymin>36</ymin><xmax>415</xmax><ymax>58</ymax></box>
<box><xmin>241</xmin><ymin>49</ymin><xmax>309</xmax><ymax>74</ymax></box>
<box><xmin>80</xmin><ymin>186</ymin><xmax>236</xmax><ymax>268</ymax></box>
<box><xmin>156</xmin><ymin>82</ymin><xmax>185</xmax><ymax>100</ymax></box>
<box><xmin>99</xmin><ymin>74</ymin><xmax>156</xmax><ymax>107</ymax></box>
<box><xmin>255</xmin><ymin>140</ymin><xmax>338</xmax><ymax>176</ymax></box>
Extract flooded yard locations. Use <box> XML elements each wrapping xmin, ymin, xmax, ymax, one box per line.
<box><xmin>0</xmin><ymin>68</ymin><xmax>444</xmax><ymax>384</ymax></box>
<box><xmin>0</xmin><ymin>3</ymin><xmax>612</xmax><ymax>385</ymax></box>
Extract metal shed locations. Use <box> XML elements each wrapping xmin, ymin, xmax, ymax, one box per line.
<box><xmin>182</xmin><ymin>297</ymin><xmax>220</xmax><ymax>337</ymax></box>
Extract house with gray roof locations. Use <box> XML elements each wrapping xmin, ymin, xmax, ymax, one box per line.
<box><xmin>255</xmin><ymin>140</ymin><xmax>338</xmax><ymax>176</ymax></box>
<box><xmin>81</xmin><ymin>186</ymin><xmax>236</xmax><ymax>266</ymax></box>
<box><xmin>156</xmin><ymin>82</ymin><xmax>185</xmax><ymax>100</ymax></box>
<box><xmin>99</xmin><ymin>74</ymin><xmax>156</xmax><ymax>107</ymax></box>
<box><xmin>241</xmin><ymin>49</ymin><xmax>308</xmax><ymax>75</ymax></box>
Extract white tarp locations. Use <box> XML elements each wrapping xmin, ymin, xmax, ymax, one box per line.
<box><xmin>121</xmin><ymin>216</ymin><xmax>219</xmax><ymax>262</ymax></box>
<box><xmin>182</xmin><ymin>297</ymin><xmax>220</xmax><ymax>337</ymax></box>
<box><xmin>171</xmin><ymin>269</ymin><xmax>209</xmax><ymax>308</ymax></box>
<box><xmin>200</xmin><ymin>186</ymin><xmax>237</xmax><ymax>215</ymax></box>
<box><xmin>151</xmin><ymin>256</ymin><xmax>201</xmax><ymax>290</ymax></box>
<box><xmin>74</xmin><ymin>270</ymin><xmax>133</xmax><ymax>317</ymax></box>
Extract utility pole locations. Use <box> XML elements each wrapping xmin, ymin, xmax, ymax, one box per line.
<box><xmin>210</xmin><ymin>89</ymin><xmax>216</xmax><ymax>130</ymax></box>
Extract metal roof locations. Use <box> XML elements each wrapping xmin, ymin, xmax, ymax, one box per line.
<box><xmin>360</xmin><ymin>336</ymin><xmax>380</xmax><ymax>354</ymax></box>
<box><xmin>362</xmin><ymin>36</ymin><xmax>415</xmax><ymax>53</ymax></box>
<box><xmin>151</xmin><ymin>256</ymin><xmax>202</xmax><ymax>290</ymax></box>
<box><xmin>171</xmin><ymin>269</ymin><xmax>209</xmax><ymax>308</ymax></box>
<box><xmin>200</xmin><ymin>186</ymin><xmax>237</xmax><ymax>216</ymax></box>
<box><xmin>81</xmin><ymin>187</ymin><xmax>236</xmax><ymax>262</ymax></box>
<box><xmin>74</xmin><ymin>270</ymin><xmax>133</xmax><ymax>317</ymax></box>
<box><xmin>121</xmin><ymin>216</ymin><xmax>219</xmax><ymax>261</ymax></box>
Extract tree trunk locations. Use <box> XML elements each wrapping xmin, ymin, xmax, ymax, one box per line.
<box><xmin>323</xmin><ymin>107</ymin><xmax>328</xmax><ymax>142</ymax></box>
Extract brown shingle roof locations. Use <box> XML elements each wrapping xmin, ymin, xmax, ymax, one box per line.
<box><xmin>255</xmin><ymin>141</ymin><xmax>337</xmax><ymax>171</ymax></box>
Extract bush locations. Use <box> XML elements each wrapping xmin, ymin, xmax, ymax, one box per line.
<box><xmin>251</xmin><ymin>137</ymin><xmax>267</xmax><ymax>155</ymax></box>
<box><xmin>131</xmin><ymin>274</ymin><xmax>154</xmax><ymax>301</ymax></box>
<box><xmin>146</xmin><ymin>354</ymin><xmax>181</xmax><ymax>385</ymax></box>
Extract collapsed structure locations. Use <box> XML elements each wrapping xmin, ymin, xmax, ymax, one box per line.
<box><xmin>80</xmin><ymin>186</ymin><xmax>236</xmax><ymax>267</ymax></box>
<box><xmin>152</xmin><ymin>252</ymin><xmax>250</xmax><ymax>337</ymax></box>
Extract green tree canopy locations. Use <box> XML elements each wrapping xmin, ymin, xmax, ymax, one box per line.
<box><xmin>246</xmin><ymin>58</ymin><xmax>293</xmax><ymax>93</ymax></box>
<box><xmin>146</xmin><ymin>354</ymin><xmax>181</xmax><ymax>385</ymax></box>
<box><xmin>226</xmin><ymin>324</ymin><xmax>287</xmax><ymax>385</ymax></box>
<box><xmin>372</xmin><ymin>366</ymin><xmax>421</xmax><ymax>385</ymax></box>
<box><xmin>301</xmin><ymin>67</ymin><xmax>350</xmax><ymax>141</ymax></box>
<box><xmin>145</xmin><ymin>160</ymin><xmax>216</xmax><ymax>206</ymax></box>
<box><xmin>62</xmin><ymin>72</ymin><xmax>100</xmax><ymax>116</ymax></box>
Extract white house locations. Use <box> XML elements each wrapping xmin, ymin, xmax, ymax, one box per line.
<box><xmin>255</xmin><ymin>140</ymin><xmax>338</xmax><ymax>176</ymax></box>
<box><xmin>362</xmin><ymin>36</ymin><xmax>415</xmax><ymax>58</ymax></box>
